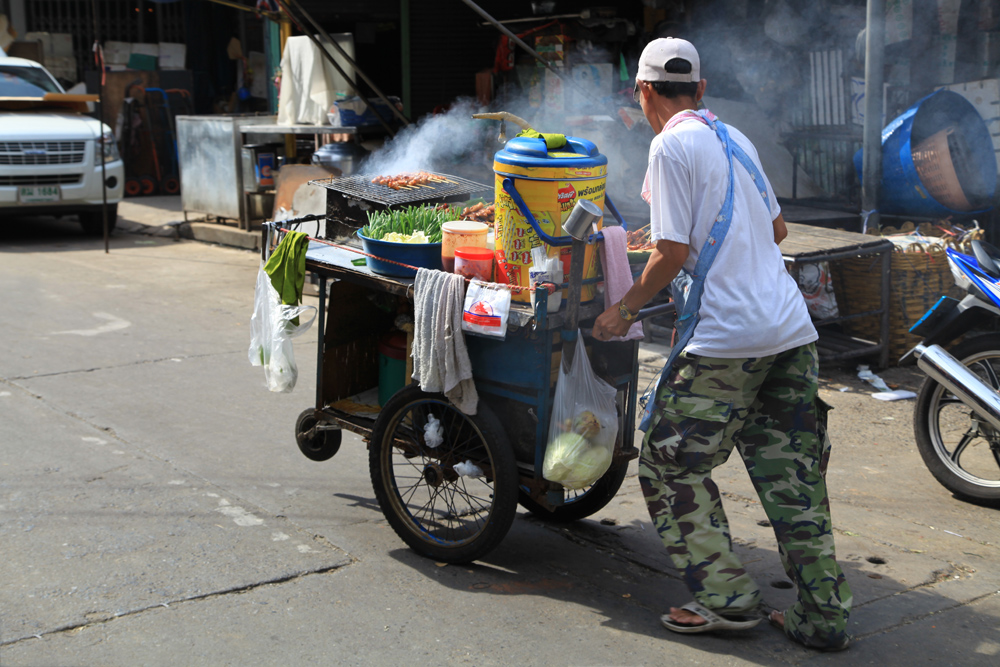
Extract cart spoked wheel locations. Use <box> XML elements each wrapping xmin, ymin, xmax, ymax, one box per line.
<box><xmin>369</xmin><ymin>385</ymin><xmax>518</xmax><ymax>563</ymax></box>
<box><xmin>518</xmin><ymin>457</ymin><xmax>630</xmax><ymax>522</ymax></box>
<box><xmin>295</xmin><ymin>408</ymin><xmax>342</xmax><ymax>462</ymax></box>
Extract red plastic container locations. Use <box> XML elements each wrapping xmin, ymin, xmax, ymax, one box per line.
<box><xmin>454</xmin><ymin>246</ymin><xmax>494</xmax><ymax>282</ymax></box>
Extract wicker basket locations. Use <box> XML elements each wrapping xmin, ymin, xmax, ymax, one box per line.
<box><xmin>830</xmin><ymin>224</ymin><xmax>980</xmax><ymax>363</ymax></box>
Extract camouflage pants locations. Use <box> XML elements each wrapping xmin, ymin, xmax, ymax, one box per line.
<box><xmin>639</xmin><ymin>342</ymin><xmax>852</xmax><ymax>649</ymax></box>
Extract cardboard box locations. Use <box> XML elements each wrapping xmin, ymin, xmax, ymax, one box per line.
<box><xmin>130</xmin><ymin>43</ymin><xmax>159</xmax><ymax>58</ymax></box>
<box><xmin>51</xmin><ymin>33</ymin><xmax>74</xmax><ymax>58</ymax></box>
<box><xmin>535</xmin><ymin>35</ymin><xmax>566</xmax><ymax>67</ymax></box>
<box><xmin>158</xmin><ymin>42</ymin><xmax>186</xmax><ymax>70</ymax></box>
<box><xmin>127</xmin><ymin>53</ymin><xmax>158</xmax><ymax>72</ymax></box>
<box><xmin>105</xmin><ymin>41</ymin><xmax>131</xmax><ymax>65</ymax></box>
<box><xmin>24</xmin><ymin>32</ymin><xmax>52</xmax><ymax>58</ymax></box>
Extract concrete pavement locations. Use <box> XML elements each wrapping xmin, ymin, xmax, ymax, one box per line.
<box><xmin>0</xmin><ymin>209</ymin><xmax>998</xmax><ymax>665</ymax></box>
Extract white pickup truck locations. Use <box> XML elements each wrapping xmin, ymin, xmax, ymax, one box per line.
<box><xmin>0</xmin><ymin>56</ymin><xmax>124</xmax><ymax>233</ymax></box>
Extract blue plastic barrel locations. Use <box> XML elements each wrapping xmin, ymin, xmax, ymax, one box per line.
<box><xmin>853</xmin><ymin>90</ymin><xmax>996</xmax><ymax>217</ymax></box>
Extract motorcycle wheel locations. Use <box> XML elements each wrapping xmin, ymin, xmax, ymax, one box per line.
<box><xmin>914</xmin><ymin>335</ymin><xmax>1000</xmax><ymax>506</ymax></box>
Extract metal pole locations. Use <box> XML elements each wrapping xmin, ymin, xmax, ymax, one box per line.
<box><xmin>92</xmin><ymin>0</ymin><xmax>109</xmax><ymax>254</ymax></box>
<box><xmin>285</xmin><ymin>0</ymin><xmax>411</xmax><ymax>127</ymax></box>
<box><xmin>862</xmin><ymin>0</ymin><xmax>885</xmax><ymax>231</ymax></box>
<box><xmin>561</xmin><ymin>239</ymin><xmax>586</xmax><ymax>371</ymax></box>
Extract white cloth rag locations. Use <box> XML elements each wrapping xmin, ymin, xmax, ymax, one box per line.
<box><xmin>277</xmin><ymin>35</ymin><xmax>352</xmax><ymax>126</ymax></box>
<box><xmin>412</xmin><ymin>268</ymin><xmax>478</xmax><ymax>415</ymax></box>
<box><xmin>598</xmin><ymin>225</ymin><xmax>644</xmax><ymax>341</ymax></box>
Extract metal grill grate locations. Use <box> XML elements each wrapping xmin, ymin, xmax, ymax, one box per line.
<box><xmin>0</xmin><ymin>141</ymin><xmax>87</xmax><ymax>166</ymax></box>
<box><xmin>311</xmin><ymin>172</ymin><xmax>492</xmax><ymax>207</ymax></box>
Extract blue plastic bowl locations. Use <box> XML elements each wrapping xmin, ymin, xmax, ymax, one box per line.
<box><xmin>357</xmin><ymin>231</ymin><xmax>442</xmax><ymax>278</ymax></box>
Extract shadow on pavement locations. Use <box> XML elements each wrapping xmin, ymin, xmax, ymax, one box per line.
<box><xmin>379</xmin><ymin>510</ymin><xmax>996</xmax><ymax>664</ymax></box>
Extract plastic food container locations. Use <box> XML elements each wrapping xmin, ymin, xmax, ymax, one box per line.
<box><xmin>442</xmin><ymin>221</ymin><xmax>488</xmax><ymax>272</ymax></box>
<box><xmin>454</xmin><ymin>246</ymin><xmax>494</xmax><ymax>282</ymax></box>
<box><xmin>357</xmin><ymin>230</ymin><xmax>442</xmax><ymax>278</ymax></box>
<box><xmin>377</xmin><ymin>333</ymin><xmax>407</xmax><ymax>406</ymax></box>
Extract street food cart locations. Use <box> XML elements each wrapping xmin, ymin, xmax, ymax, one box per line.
<box><xmin>266</xmin><ymin>137</ymin><xmax>671</xmax><ymax>565</ymax></box>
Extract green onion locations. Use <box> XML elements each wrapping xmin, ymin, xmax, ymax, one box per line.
<box><xmin>362</xmin><ymin>204</ymin><xmax>459</xmax><ymax>242</ymax></box>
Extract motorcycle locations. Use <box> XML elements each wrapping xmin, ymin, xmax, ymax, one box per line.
<box><xmin>907</xmin><ymin>239</ymin><xmax>1000</xmax><ymax>506</ymax></box>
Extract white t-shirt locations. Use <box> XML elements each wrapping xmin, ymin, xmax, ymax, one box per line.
<box><xmin>647</xmin><ymin>114</ymin><xmax>817</xmax><ymax>358</ymax></box>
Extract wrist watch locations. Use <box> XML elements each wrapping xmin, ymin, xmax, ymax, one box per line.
<box><xmin>618</xmin><ymin>299</ymin><xmax>638</xmax><ymax>322</ymax></box>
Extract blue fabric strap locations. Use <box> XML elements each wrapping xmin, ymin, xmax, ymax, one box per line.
<box><xmin>638</xmin><ymin>113</ymin><xmax>769</xmax><ymax>431</ymax></box>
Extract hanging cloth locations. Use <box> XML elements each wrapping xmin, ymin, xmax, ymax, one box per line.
<box><xmin>264</xmin><ymin>230</ymin><xmax>309</xmax><ymax>306</ymax></box>
<box><xmin>638</xmin><ymin>109</ymin><xmax>771</xmax><ymax>431</ymax></box>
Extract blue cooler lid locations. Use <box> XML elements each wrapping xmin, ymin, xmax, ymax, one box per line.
<box><xmin>494</xmin><ymin>136</ymin><xmax>608</xmax><ymax>169</ymax></box>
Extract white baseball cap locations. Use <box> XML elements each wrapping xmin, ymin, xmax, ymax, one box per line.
<box><xmin>633</xmin><ymin>37</ymin><xmax>701</xmax><ymax>101</ymax></box>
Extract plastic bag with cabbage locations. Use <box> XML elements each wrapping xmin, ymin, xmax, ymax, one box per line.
<box><xmin>542</xmin><ymin>332</ymin><xmax>619</xmax><ymax>490</ymax></box>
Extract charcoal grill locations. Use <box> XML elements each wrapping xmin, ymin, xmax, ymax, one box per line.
<box><xmin>311</xmin><ymin>171</ymin><xmax>492</xmax><ymax>239</ymax></box>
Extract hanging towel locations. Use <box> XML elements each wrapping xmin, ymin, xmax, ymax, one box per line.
<box><xmin>412</xmin><ymin>268</ymin><xmax>478</xmax><ymax>415</ymax></box>
<box><xmin>598</xmin><ymin>225</ymin><xmax>644</xmax><ymax>342</ymax></box>
<box><xmin>515</xmin><ymin>129</ymin><xmax>567</xmax><ymax>149</ymax></box>
<box><xmin>264</xmin><ymin>231</ymin><xmax>309</xmax><ymax>306</ymax></box>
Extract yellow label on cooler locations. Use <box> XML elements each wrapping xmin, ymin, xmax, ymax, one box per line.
<box><xmin>493</xmin><ymin>170</ymin><xmax>607</xmax><ymax>303</ymax></box>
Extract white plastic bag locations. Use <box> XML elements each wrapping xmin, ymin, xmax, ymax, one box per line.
<box><xmin>462</xmin><ymin>280</ymin><xmax>511</xmax><ymax>339</ymax></box>
<box><xmin>249</xmin><ymin>265</ymin><xmax>317</xmax><ymax>393</ymax></box>
<box><xmin>543</xmin><ymin>332</ymin><xmax>619</xmax><ymax>490</ymax></box>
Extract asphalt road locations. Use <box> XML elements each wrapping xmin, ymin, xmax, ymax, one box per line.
<box><xmin>1</xmin><ymin>217</ymin><xmax>999</xmax><ymax>666</ymax></box>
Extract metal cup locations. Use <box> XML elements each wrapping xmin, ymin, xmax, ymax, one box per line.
<box><xmin>562</xmin><ymin>199</ymin><xmax>603</xmax><ymax>241</ymax></box>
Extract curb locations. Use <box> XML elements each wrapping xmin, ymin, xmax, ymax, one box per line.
<box><xmin>118</xmin><ymin>219</ymin><xmax>260</xmax><ymax>251</ymax></box>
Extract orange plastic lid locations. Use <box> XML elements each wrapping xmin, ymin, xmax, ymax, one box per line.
<box><xmin>454</xmin><ymin>246</ymin><xmax>494</xmax><ymax>260</ymax></box>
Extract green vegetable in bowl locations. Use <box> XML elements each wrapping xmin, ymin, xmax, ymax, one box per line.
<box><xmin>360</xmin><ymin>204</ymin><xmax>459</xmax><ymax>243</ymax></box>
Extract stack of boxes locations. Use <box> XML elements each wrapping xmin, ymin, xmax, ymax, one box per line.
<box><xmin>103</xmin><ymin>41</ymin><xmax>186</xmax><ymax>72</ymax></box>
<box><xmin>22</xmin><ymin>32</ymin><xmax>76</xmax><ymax>83</ymax></box>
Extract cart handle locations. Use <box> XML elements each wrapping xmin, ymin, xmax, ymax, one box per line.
<box><xmin>579</xmin><ymin>302</ymin><xmax>676</xmax><ymax>338</ymax></box>
<box><xmin>501</xmin><ymin>178</ymin><xmax>628</xmax><ymax>248</ymax></box>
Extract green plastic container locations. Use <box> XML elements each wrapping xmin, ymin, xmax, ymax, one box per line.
<box><xmin>378</xmin><ymin>333</ymin><xmax>407</xmax><ymax>406</ymax></box>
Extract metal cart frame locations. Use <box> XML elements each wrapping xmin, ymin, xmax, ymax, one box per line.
<box><xmin>272</xmin><ymin>194</ymin><xmax>671</xmax><ymax>564</ymax></box>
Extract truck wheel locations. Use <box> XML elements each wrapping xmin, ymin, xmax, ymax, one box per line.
<box><xmin>78</xmin><ymin>205</ymin><xmax>118</xmax><ymax>235</ymax></box>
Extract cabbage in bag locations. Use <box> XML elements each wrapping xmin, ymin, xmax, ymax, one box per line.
<box><xmin>543</xmin><ymin>334</ymin><xmax>619</xmax><ymax>490</ymax></box>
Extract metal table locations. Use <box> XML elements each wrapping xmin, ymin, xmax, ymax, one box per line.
<box><xmin>236</xmin><ymin>125</ymin><xmax>359</xmax><ymax>230</ymax></box>
<box><xmin>782</xmin><ymin>222</ymin><xmax>893</xmax><ymax>368</ymax></box>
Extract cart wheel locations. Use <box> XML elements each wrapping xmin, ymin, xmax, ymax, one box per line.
<box><xmin>295</xmin><ymin>408</ymin><xmax>342</xmax><ymax>462</ymax></box>
<box><xmin>369</xmin><ymin>385</ymin><xmax>518</xmax><ymax>563</ymax></box>
<box><xmin>125</xmin><ymin>179</ymin><xmax>142</xmax><ymax>197</ymax></box>
<box><xmin>518</xmin><ymin>457</ymin><xmax>630</xmax><ymax>522</ymax></box>
<box><xmin>161</xmin><ymin>177</ymin><xmax>181</xmax><ymax>195</ymax></box>
<box><xmin>140</xmin><ymin>176</ymin><xmax>156</xmax><ymax>195</ymax></box>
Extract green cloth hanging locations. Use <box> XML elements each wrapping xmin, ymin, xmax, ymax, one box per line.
<box><xmin>264</xmin><ymin>230</ymin><xmax>309</xmax><ymax>306</ymax></box>
<box><xmin>516</xmin><ymin>128</ymin><xmax>567</xmax><ymax>149</ymax></box>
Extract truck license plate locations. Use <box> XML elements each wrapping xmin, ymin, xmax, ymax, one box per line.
<box><xmin>18</xmin><ymin>185</ymin><xmax>61</xmax><ymax>203</ymax></box>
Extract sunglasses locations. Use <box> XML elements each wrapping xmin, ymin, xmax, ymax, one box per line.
<box><xmin>633</xmin><ymin>80</ymin><xmax>641</xmax><ymax>104</ymax></box>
